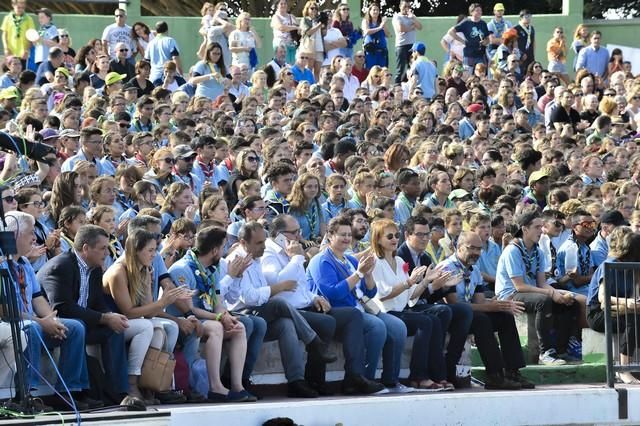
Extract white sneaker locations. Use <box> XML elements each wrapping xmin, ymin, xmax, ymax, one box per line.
<box><xmin>386</xmin><ymin>383</ymin><xmax>416</xmax><ymax>394</ymax></box>
<box><xmin>539</xmin><ymin>349</ymin><xmax>567</xmax><ymax>366</ymax></box>
<box><xmin>373</xmin><ymin>387</ymin><xmax>390</xmax><ymax>395</ymax></box>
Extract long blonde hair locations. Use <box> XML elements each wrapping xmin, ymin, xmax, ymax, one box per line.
<box><xmin>124</xmin><ymin>229</ymin><xmax>156</xmax><ymax>305</ymax></box>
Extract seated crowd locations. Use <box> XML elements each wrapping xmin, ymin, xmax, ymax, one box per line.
<box><xmin>1</xmin><ymin>0</ymin><xmax>640</xmax><ymax>413</ymax></box>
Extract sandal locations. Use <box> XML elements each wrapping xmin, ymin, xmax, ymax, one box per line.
<box><xmin>439</xmin><ymin>380</ymin><xmax>455</xmax><ymax>391</ymax></box>
<box><xmin>409</xmin><ymin>380</ymin><xmax>445</xmax><ymax>392</ymax></box>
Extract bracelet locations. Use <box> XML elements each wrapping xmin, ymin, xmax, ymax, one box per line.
<box><xmin>215</xmin><ymin>312</ymin><xmax>223</xmax><ymax>321</ymax></box>
<box><xmin>183</xmin><ymin>310</ymin><xmax>195</xmax><ymax>319</ymax></box>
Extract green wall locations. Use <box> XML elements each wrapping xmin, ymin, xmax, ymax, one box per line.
<box><xmin>2</xmin><ymin>0</ymin><xmax>631</xmax><ymax>77</ymax></box>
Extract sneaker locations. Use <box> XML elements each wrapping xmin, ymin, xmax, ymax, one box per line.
<box><xmin>385</xmin><ymin>383</ymin><xmax>415</xmax><ymax>394</ymax></box>
<box><xmin>558</xmin><ymin>352</ymin><xmax>583</xmax><ymax>365</ymax></box>
<box><xmin>539</xmin><ymin>349</ymin><xmax>567</xmax><ymax>365</ymax></box>
<box><xmin>156</xmin><ymin>390</ymin><xmax>187</xmax><ymax>404</ymax></box>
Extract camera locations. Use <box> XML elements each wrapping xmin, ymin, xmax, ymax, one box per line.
<box><xmin>317</xmin><ymin>10</ymin><xmax>330</xmax><ymax>26</ymax></box>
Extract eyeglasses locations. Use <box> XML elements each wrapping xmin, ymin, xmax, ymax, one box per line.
<box><xmin>246</xmin><ymin>156</ymin><xmax>259</xmax><ymax>163</ymax></box>
<box><xmin>179</xmin><ymin>234</ymin><xmax>195</xmax><ymax>242</ymax></box>
<box><xmin>412</xmin><ymin>231</ymin><xmax>431</xmax><ymax>239</ymax></box>
<box><xmin>283</xmin><ymin>228</ymin><xmax>302</xmax><ymax>235</ymax></box>
<box><xmin>573</xmin><ymin>92</ymin><xmax>583</xmax><ymax>96</ymax></box>
<box><xmin>2</xmin><ymin>195</ymin><xmax>16</xmax><ymax>203</ymax></box>
<box><xmin>385</xmin><ymin>232</ymin><xmax>401</xmax><ymax>240</ymax></box>
<box><xmin>21</xmin><ymin>200</ymin><xmax>45</xmax><ymax>208</ymax></box>
<box><xmin>577</xmin><ymin>220</ymin><xmax>597</xmax><ymax>229</ymax></box>
<box><xmin>162</xmin><ymin>157</ymin><xmax>176</xmax><ymax>165</ymax></box>
<box><xmin>119</xmin><ymin>48</ymin><xmax>129</xmax><ymax>52</ymax></box>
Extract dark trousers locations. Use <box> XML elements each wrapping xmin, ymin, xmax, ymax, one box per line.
<box><xmin>85</xmin><ymin>325</ymin><xmax>128</xmax><ymax>395</ymax></box>
<box><xmin>395</xmin><ymin>44</ymin><xmax>413</xmax><ymax>83</ymax></box>
<box><xmin>471</xmin><ymin>311</ymin><xmax>526</xmax><ymax>374</ymax></box>
<box><xmin>588</xmin><ymin>307</ymin><xmax>640</xmax><ymax>357</ymax></box>
<box><xmin>390</xmin><ymin>310</ymin><xmax>446</xmax><ymax>381</ymax></box>
<box><xmin>512</xmin><ymin>292</ymin><xmax>580</xmax><ymax>354</ymax></box>
<box><xmin>301</xmin><ymin>307</ymin><xmax>364</xmax><ymax>384</ymax></box>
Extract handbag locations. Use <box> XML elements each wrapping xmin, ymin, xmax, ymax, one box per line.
<box><xmin>359</xmin><ymin>295</ymin><xmax>382</xmax><ymax>315</ymax></box>
<box><xmin>139</xmin><ymin>331</ymin><xmax>175</xmax><ymax>392</ymax></box>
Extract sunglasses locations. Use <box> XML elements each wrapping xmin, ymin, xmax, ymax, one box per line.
<box><xmin>246</xmin><ymin>156</ymin><xmax>259</xmax><ymax>163</ymax></box>
<box><xmin>577</xmin><ymin>220</ymin><xmax>596</xmax><ymax>229</ymax></box>
<box><xmin>162</xmin><ymin>157</ymin><xmax>176</xmax><ymax>164</ymax></box>
<box><xmin>22</xmin><ymin>200</ymin><xmax>46</xmax><ymax>208</ymax></box>
<box><xmin>633</xmin><ymin>96</ymin><xmax>640</xmax><ymax>100</ymax></box>
<box><xmin>2</xmin><ymin>195</ymin><xmax>16</xmax><ymax>203</ymax></box>
<box><xmin>119</xmin><ymin>48</ymin><xmax>129</xmax><ymax>52</ymax></box>
<box><xmin>385</xmin><ymin>232</ymin><xmax>401</xmax><ymax>240</ymax></box>
<box><xmin>285</xmin><ymin>71</ymin><xmax>293</xmax><ymax>76</ymax></box>
<box><xmin>118</xmin><ymin>122</ymin><xmax>130</xmax><ymax>128</ymax></box>
<box><xmin>60</xmin><ymin>34</ymin><xmax>69</xmax><ymax>38</ymax></box>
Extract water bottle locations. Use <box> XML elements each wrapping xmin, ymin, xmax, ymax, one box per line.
<box><xmin>564</xmin><ymin>243</ymin><xmax>579</xmax><ymax>275</ymax></box>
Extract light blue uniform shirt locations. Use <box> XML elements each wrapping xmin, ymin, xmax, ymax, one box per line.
<box><xmin>438</xmin><ymin>254</ymin><xmax>484</xmax><ymax>302</ymax></box>
<box><xmin>495</xmin><ymin>242</ymin><xmax>547</xmax><ymax>300</ymax></box>
<box><xmin>61</xmin><ymin>150</ymin><xmax>105</xmax><ymax>176</ymax></box>
<box><xmin>145</xmin><ymin>35</ymin><xmax>180</xmax><ymax>81</ymax></box>
<box><xmin>477</xmin><ymin>240</ymin><xmax>501</xmax><ymax>285</ymax></box>
<box><xmin>590</xmin><ymin>233</ymin><xmax>609</xmax><ymax>269</ymax></box>
<box><xmin>556</xmin><ymin>238</ymin><xmax>594</xmax><ymax>296</ymax></box>
<box><xmin>192</xmin><ymin>60</ymin><xmax>225</xmax><ymax>100</ymax></box>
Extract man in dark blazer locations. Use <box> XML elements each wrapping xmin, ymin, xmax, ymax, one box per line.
<box><xmin>397</xmin><ymin>216</ymin><xmax>474</xmax><ymax>388</ymax></box>
<box><xmin>37</xmin><ymin>225</ymin><xmax>129</xmax><ymax>402</ymax></box>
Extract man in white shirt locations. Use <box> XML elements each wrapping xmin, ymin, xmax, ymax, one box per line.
<box><xmin>101</xmin><ymin>9</ymin><xmax>134</xmax><ymax>60</ymax></box>
<box><xmin>228</xmin><ymin>65</ymin><xmax>250</xmax><ymax>104</ymax></box>
<box><xmin>227</xmin><ymin>221</ymin><xmax>337</xmax><ymax>398</ymax></box>
<box><xmin>322</xmin><ymin>25</ymin><xmax>347</xmax><ymax>67</ymax></box>
<box><xmin>334</xmin><ymin>57</ymin><xmax>360</xmax><ymax>102</ymax></box>
<box><xmin>262</xmin><ymin>215</ymin><xmax>384</xmax><ymax>395</ymax></box>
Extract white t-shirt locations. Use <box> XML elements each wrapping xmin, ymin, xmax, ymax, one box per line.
<box><xmin>229</xmin><ymin>29</ymin><xmax>256</xmax><ymax>67</ymax></box>
<box><xmin>323</xmin><ymin>28</ymin><xmax>344</xmax><ymax>66</ymax></box>
<box><xmin>102</xmin><ymin>23</ymin><xmax>134</xmax><ymax>58</ymax></box>
<box><xmin>272</xmin><ymin>12</ymin><xmax>296</xmax><ymax>46</ymax></box>
<box><xmin>34</xmin><ymin>25</ymin><xmax>58</xmax><ymax>64</ymax></box>
<box><xmin>441</xmin><ymin>32</ymin><xmax>465</xmax><ymax>62</ymax></box>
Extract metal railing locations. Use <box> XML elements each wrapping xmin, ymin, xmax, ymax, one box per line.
<box><xmin>603</xmin><ymin>262</ymin><xmax>640</xmax><ymax>388</ymax></box>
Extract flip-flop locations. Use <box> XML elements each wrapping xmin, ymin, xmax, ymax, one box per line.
<box><xmin>409</xmin><ymin>380</ymin><xmax>445</xmax><ymax>392</ymax></box>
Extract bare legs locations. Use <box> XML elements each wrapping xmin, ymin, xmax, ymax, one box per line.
<box><xmin>202</xmin><ymin>320</ymin><xmax>247</xmax><ymax>394</ymax></box>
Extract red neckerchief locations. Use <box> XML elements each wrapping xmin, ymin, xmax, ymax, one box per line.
<box><xmin>328</xmin><ymin>160</ymin><xmax>338</xmax><ymax>174</ymax></box>
<box><xmin>196</xmin><ymin>155</ymin><xmax>215</xmax><ymax>179</ymax></box>
<box><xmin>172</xmin><ymin>166</ymin><xmax>195</xmax><ymax>191</ymax></box>
<box><xmin>135</xmin><ymin>152</ymin><xmax>148</xmax><ymax>167</ymax></box>
<box><xmin>224</xmin><ymin>157</ymin><xmax>234</xmax><ymax>172</ymax></box>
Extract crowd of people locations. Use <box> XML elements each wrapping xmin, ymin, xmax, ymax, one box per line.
<box><xmin>0</xmin><ymin>0</ymin><xmax>639</xmax><ymax>413</ymax></box>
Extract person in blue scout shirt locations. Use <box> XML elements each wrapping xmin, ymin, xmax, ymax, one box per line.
<box><xmin>468</xmin><ymin>212</ymin><xmax>501</xmax><ymax>293</ymax></box>
<box><xmin>495</xmin><ymin>209</ymin><xmax>581</xmax><ymax>366</ymax></box>
<box><xmin>394</xmin><ymin>168</ymin><xmax>421</xmax><ymax>225</ymax></box>
<box><xmin>590</xmin><ymin>210</ymin><xmax>626</xmax><ymax>269</ymax></box>
<box><xmin>168</xmin><ymin>226</ymin><xmax>257</xmax><ymax>402</ymax></box>
<box><xmin>586</xmin><ymin>227</ymin><xmax>640</xmax><ymax>384</ymax></box>
<box><xmin>442</xmin><ymin>232</ymin><xmax>533</xmax><ymax>390</ymax></box>
<box><xmin>322</xmin><ymin>174</ymin><xmax>357</xmax><ymax>220</ymax></box>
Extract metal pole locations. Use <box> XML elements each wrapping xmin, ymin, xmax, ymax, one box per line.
<box><xmin>604</xmin><ymin>264</ymin><xmax>615</xmax><ymax>388</ymax></box>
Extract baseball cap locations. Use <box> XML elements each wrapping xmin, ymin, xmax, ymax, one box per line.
<box><xmin>173</xmin><ymin>144</ymin><xmax>196</xmax><ymax>159</ymax></box>
<box><xmin>0</xmin><ymin>86</ymin><xmax>19</xmax><ymax>100</ymax></box>
<box><xmin>105</xmin><ymin>72</ymin><xmax>127</xmax><ymax>86</ymax></box>
<box><xmin>528</xmin><ymin>169</ymin><xmax>551</xmax><ymax>186</ymax></box>
<box><xmin>58</xmin><ymin>129</ymin><xmax>81</xmax><ymax>138</ymax></box>
<box><xmin>448</xmin><ymin>188</ymin><xmax>472</xmax><ymax>201</ymax></box>
<box><xmin>494</xmin><ymin>3</ymin><xmax>505</xmax><ymax>11</ymax></box>
<box><xmin>410</xmin><ymin>42</ymin><xmax>426</xmax><ymax>55</ymax></box>
<box><xmin>55</xmin><ymin>67</ymin><xmax>70</xmax><ymax>79</ymax></box>
<box><xmin>39</xmin><ymin>128</ymin><xmax>59</xmax><ymax>141</ymax></box>
<box><xmin>466</xmin><ymin>103</ymin><xmax>484</xmax><ymax>114</ymax></box>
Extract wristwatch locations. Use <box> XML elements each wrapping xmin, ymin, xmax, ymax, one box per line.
<box><xmin>355</xmin><ymin>270</ymin><xmax>365</xmax><ymax>279</ymax></box>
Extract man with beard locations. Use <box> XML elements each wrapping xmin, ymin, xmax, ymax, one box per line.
<box><xmin>339</xmin><ymin>208</ymin><xmax>370</xmax><ymax>256</ymax></box>
<box><xmin>442</xmin><ymin>232</ymin><xmax>533</xmax><ymax>390</ymax></box>
<box><xmin>172</xmin><ymin>144</ymin><xmax>203</xmax><ymax>196</ymax></box>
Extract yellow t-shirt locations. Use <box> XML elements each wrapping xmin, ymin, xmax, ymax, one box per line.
<box><xmin>1</xmin><ymin>12</ymin><xmax>35</xmax><ymax>58</ymax></box>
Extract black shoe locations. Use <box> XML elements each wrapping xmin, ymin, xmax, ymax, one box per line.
<box><xmin>156</xmin><ymin>390</ymin><xmax>187</xmax><ymax>404</ymax></box>
<box><xmin>342</xmin><ymin>375</ymin><xmax>385</xmax><ymax>395</ymax></box>
<box><xmin>287</xmin><ymin>380</ymin><xmax>319</xmax><ymax>398</ymax></box>
<box><xmin>448</xmin><ymin>376</ymin><xmax>472</xmax><ymax>389</ymax></box>
<box><xmin>43</xmin><ymin>394</ymin><xmax>89</xmax><ymax>411</ymax></box>
<box><xmin>484</xmin><ymin>372</ymin><xmax>521</xmax><ymax>390</ymax></box>
<box><xmin>309</xmin><ymin>381</ymin><xmax>334</xmax><ymax>396</ymax></box>
<box><xmin>505</xmin><ymin>370</ymin><xmax>535</xmax><ymax>389</ymax></box>
<box><xmin>73</xmin><ymin>394</ymin><xmax>104</xmax><ymax>409</ymax></box>
<box><xmin>242</xmin><ymin>378</ymin><xmax>263</xmax><ymax>400</ymax></box>
<box><xmin>307</xmin><ymin>337</ymin><xmax>338</xmax><ymax>364</ymax></box>
<box><xmin>185</xmin><ymin>391</ymin><xmax>207</xmax><ymax>403</ymax></box>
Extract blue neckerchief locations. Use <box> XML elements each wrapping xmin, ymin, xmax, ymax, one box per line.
<box><xmin>185</xmin><ymin>250</ymin><xmax>219</xmax><ymax>309</ymax></box>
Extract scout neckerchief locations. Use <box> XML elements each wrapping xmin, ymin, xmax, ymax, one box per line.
<box><xmin>451</xmin><ymin>255</ymin><xmax>473</xmax><ymax>302</ymax></box>
<box><xmin>305</xmin><ymin>200</ymin><xmax>320</xmax><ymax>240</ymax></box>
<box><xmin>520</xmin><ymin>23</ymin><xmax>533</xmax><ymax>50</ymax></box>
<box><xmin>397</xmin><ymin>192</ymin><xmax>415</xmax><ymax>213</ymax></box>
<box><xmin>12</xmin><ymin>13</ymin><xmax>25</xmax><ymax>38</ymax></box>
<box><xmin>196</xmin><ymin>154</ymin><xmax>215</xmax><ymax>180</ymax></box>
<box><xmin>569</xmin><ymin>232</ymin><xmax>591</xmax><ymax>275</ymax></box>
<box><xmin>186</xmin><ymin>249</ymin><xmax>219</xmax><ymax>311</ymax></box>
<box><xmin>108</xmin><ymin>234</ymin><xmax>123</xmax><ymax>260</ymax></box>
<box><xmin>512</xmin><ymin>238</ymin><xmax>539</xmax><ymax>281</ymax></box>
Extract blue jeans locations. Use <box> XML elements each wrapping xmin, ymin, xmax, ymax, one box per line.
<box><xmin>362</xmin><ymin>312</ymin><xmax>407</xmax><ymax>385</ymax></box>
<box><xmin>24</xmin><ymin>318</ymin><xmax>89</xmax><ymax>392</ymax></box>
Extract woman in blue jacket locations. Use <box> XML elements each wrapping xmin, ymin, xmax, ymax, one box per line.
<box><xmin>307</xmin><ymin>216</ymin><xmax>409</xmax><ymax>393</ymax></box>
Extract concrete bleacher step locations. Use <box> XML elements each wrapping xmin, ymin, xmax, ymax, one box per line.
<box><xmin>471</xmin><ymin>362</ymin><xmax>606</xmax><ymax>385</ymax></box>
